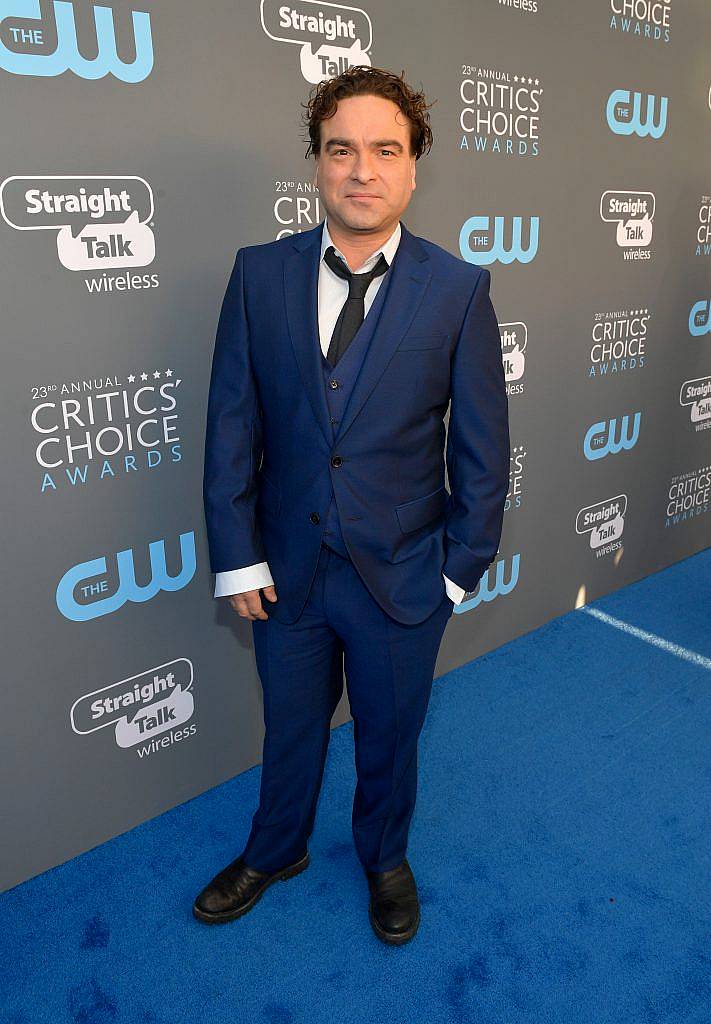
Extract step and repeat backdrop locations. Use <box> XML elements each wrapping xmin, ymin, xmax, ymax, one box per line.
<box><xmin>1</xmin><ymin>0</ymin><xmax>709</xmax><ymax>891</ymax></box>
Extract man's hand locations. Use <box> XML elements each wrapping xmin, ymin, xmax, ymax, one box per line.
<box><xmin>227</xmin><ymin>585</ymin><xmax>278</xmax><ymax>620</ymax></box>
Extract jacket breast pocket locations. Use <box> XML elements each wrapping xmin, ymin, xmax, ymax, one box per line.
<box><xmin>396</xmin><ymin>330</ymin><xmax>450</xmax><ymax>351</ymax></box>
<box><xmin>394</xmin><ymin>484</ymin><xmax>448</xmax><ymax>533</ymax></box>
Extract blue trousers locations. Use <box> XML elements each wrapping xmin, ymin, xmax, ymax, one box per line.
<box><xmin>242</xmin><ymin>541</ymin><xmax>454</xmax><ymax>874</ymax></box>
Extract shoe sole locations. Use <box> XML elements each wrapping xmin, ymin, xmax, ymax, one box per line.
<box><xmin>192</xmin><ymin>851</ymin><xmax>310</xmax><ymax>924</ymax></box>
<box><xmin>368</xmin><ymin>901</ymin><xmax>421</xmax><ymax>945</ymax></box>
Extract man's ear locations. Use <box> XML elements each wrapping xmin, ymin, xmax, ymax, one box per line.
<box><xmin>411</xmin><ymin>157</ymin><xmax>416</xmax><ymax>191</ymax></box>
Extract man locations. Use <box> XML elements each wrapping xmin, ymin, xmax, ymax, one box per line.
<box><xmin>194</xmin><ymin>66</ymin><xmax>510</xmax><ymax>944</ymax></box>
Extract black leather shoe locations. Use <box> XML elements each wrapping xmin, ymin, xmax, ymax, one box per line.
<box><xmin>192</xmin><ymin>850</ymin><xmax>310</xmax><ymax>924</ymax></box>
<box><xmin>366</xmin><ymin>858</ymin><xmax>420</xmax><ymax>945</ymax></box>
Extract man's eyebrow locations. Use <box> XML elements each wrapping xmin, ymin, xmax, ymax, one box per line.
<box><xmin>324</xmin><ymin>138</ymin><xmax>405</xmax><ymax>152</ymax></box>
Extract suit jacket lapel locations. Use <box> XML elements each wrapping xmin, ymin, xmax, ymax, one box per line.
<box><xmin>283</xmin><ymin>220</ymin><xmax>433</xmax><ymax>449</ymax></box>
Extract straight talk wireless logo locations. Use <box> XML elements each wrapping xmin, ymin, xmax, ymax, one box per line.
<box><xmin>260</xmin><ymin>0</ymin><xmax>372</xmax><ymax>82</ymax></box>
<box><xmin>0</xmin><ymin>174</ymin><xmax>160</xmax><ymax>291</ymax></box>
<box><xmin>70</xmin><ymin>658</ymin><xmax>196</xmax><ymax>757</ymax></box>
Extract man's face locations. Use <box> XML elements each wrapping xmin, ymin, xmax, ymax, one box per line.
<box><xmin>313</xmin><ymin>94</ymin><xmax>416</xmax><ymax>233</ymax></box>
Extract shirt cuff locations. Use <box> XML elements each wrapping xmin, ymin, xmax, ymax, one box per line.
<box><xmin>443</xmin><ymin>572</ymin><xmax>466</xmax><ymax>606</ymax></box>
<box><xmin>214</xmin><ymin>562</ymin><xmax>274</xmax><ymax>599</ymax></box>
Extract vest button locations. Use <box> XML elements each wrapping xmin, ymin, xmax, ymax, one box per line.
<box><xmin>331</xmin><ymin>455</ymin><xmax>343</xmax><ymax>468</ymax></box>
<box><xmin>310</xmin><ymin>512</ymin><xmax>320</xmax><ymax>524</ymax></box>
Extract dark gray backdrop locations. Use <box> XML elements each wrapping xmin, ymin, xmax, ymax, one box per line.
<box><xmin>1</xmin><ymin>0</ymin><xmax>709</xmax><ymax>892</ymax></box>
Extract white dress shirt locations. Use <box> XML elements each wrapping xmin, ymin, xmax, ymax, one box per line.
<box><xmin>214</xmin><ymin>217</ymin><xmax>466</xmax><ymax>605</ymax></box>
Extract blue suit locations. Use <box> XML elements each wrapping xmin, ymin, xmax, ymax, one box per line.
<box><xmin>203</xmin><ymin>219</ymin><xmax>510</xmax><ymax>873</ymax></box>
<box><xmin>203</xmin><ymin>220</ymin><xmax>510</xmax><ymax>626</ymax></box>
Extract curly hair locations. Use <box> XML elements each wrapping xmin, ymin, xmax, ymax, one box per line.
<box><xmin>301</xmin><ymin>65</ymin><xmax>435</xmax><ymax>161</ymax></box>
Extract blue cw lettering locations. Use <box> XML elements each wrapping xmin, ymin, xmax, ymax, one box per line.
<box><xmin>606</xmin><ymin>89</ymin><xmax>667</xmax><ymax>138</ymax></box>
<box><xmin>56</xmin><ymin>532</ymin><xmax>196</xmax><ymax>621</ymax></box>
<box><xmin>583</xmin><ymin>413</ymin><xmax>641</xmax><ymax>461</ymax></box>
<box><xmin>460</xmin><ymin>216</ymin><xmax>539</xmax><ymax>266</ymax></box>
<box><xmin>0</xmin><ymin>0</ymin><xmax>153</xmax><ymax>82</ymax></box>
<box><xmin>689</xmin><ymin>300</ymin><xmax>711</xmax><ymax>337</ymax></box>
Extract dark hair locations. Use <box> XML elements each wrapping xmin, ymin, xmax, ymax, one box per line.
<box><xmin>301</xmin><ymin>65</ymin><xmax>435</xmax><ymax>160</ymax></box>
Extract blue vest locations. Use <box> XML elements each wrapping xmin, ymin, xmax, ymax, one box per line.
<box><xmin>319</xmin><ymin>260</ymin><xmax>396</xmax><ymax>559</ymax></box>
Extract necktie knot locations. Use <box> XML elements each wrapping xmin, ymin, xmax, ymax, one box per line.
<box><xmin>323</xmin><ymin>244</ymin><xmax>391</xmax><ymax>368</ymax></box>
<box><xmin>323</xmin><ymin>245</ymin><xmax>389</xmax><ymax>299</ymax></box>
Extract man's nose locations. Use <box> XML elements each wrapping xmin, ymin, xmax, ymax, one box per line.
<box><xmin>351</xmin><ymin>155</ymin><xmax>376</xmax><ymax>180</ymax></box>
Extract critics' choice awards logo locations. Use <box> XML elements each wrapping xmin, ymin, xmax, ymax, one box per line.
<box><xmin>460</xmin><ymin>215</ymin><xmax>539</xmax><ymax>265</ymax></box>
<box><xmin>459</xmin><ymin>65</ymin><xmax>543</xmax><ymax>157</ymax></box>
<box><xmin>589</xmin><ymin>308</ymin><xmax>649</xmax><ymax>378</ymax></box>
<box><xmin>71</xmin><ymin>659</ymin><xmax>196</xmax><ymax>757</ymax></box>
<box><xmin>31</xmin><ymin>371</ymin><xmax>183</xmax><ymax>493</ymax></box>
<box><xmin>665</xmin><ymin>465</ymin><xmax>711</xmax><ymax>528</ymax></box>
<box><xmin>0</xmin><ymin>1</ymin><xmax>153</xmax><ymax>81</ymax></box>
<box><xmin>600</xmin><ymin>190</ymin><xmax>654</xmax><ymax>261</ymax></box>
<box><xmin>679</xmin><ymin>377</ymin><xmax>711</xmax><ymax>432</ymax></box>
<box><xmin>583</xmin><ymin>412</ymin><xmax>641</xmax><ymax>460</ymax></box>
<box><xmin>606</xmin><ymin>89</ymin><xmax>667</xmax><ymax>138</ymax></box>
<box><xmin>56</xmin><ymin>532</ymin><xmax>196</xmax><ymax>621</ymax></box>
<box><xmin>576</xmin><ymin>494</ymin><xmax>627</xmax><ymax>559</ymax></box>
<box><xmin>500</xmin><ymin>321</ymin><xmax>527</xmax><ymax>396</ymax></box>
<box><xmin>507</xmin><ymin>444</ymin><xmax>526</xmax><ymax>511</ymax></box>
<box><xmin>695</xmin><ymin>196</ymin><xmax>711</xmax><ymax>258</ymax></box>
<box><xmin>0</xmin><ymin>176</ymin><xmax>159</xmax><ymax>288</ymax></box>
<box><xmin>274</xmin><ymin>178</ymin><xmax>322</xmax><ymax>238</ymax></box>
<box><xmin>453</xmin><ymin>554</ymin><xmax>520</xmax><ymax>615</ymax></box>
<box><xmin>609</xmin><ymin>0</ymin><xmax>671</xmax><ymax>44</ymax></box>
<box><xmin>260</xmin><ymin>0</ymin><xmax>371</xmax><ymax>82</ymax></box>
<box><xmin>689</xmin><ymin>300</ymin><xmax>711</xmax><ymax>337</ymax></box>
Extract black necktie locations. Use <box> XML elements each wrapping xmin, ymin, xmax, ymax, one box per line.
<box><xmin>323</xmin><ymin>245</ymin><xmax>389</xmax><ymax>366</ymax></box>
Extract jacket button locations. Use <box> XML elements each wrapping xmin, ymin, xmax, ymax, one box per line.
<box><xmin>310</xmin><ymin>512</ymin><xmax>320</xmax><ymax>524</ymax></box>
<box><xmin>329</xmin><ymin>379</ymin><xmax>339</xmax><ymax>389</ymax></box>
<box><xmin>330</xmin><ymin>455</ymin><xmax>343</xmax><ymax>468</ymax></box>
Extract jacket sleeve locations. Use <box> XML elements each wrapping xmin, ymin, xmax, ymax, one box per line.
<box><xmin>443</xmin><ymin>267</ymin><xmax>510</xmax><ymax>593</ymax></box>
<box><xmin>202</xmin><ymin>247</ymin><xmax>266</xmax><ymax>573</ymax></box>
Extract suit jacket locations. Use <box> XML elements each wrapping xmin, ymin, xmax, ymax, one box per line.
<box><xmin>203</xmin><ymin>219</ymin><xmax>510</xmax><ymax>626</ymax></box>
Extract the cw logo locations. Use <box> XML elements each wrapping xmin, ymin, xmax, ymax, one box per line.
<box><xmin>56</xmin><ymin>532</ymin><xmax>196</xmax><ymax>621</ymax></box>
<box><xmin>453</xmin><ymin>554</ymin><xmax>520</xmax><ymax>614</ymax></box>
<box><xmin>689</xmin><ymin>300</ymin><xmax>711</xmax><ymax>337</ymax></box>
<box><xmin>0</xmin><ymin>1</ymin><xmax>153</xmax><ymax>82</ymax></box>
<box><xmin>460</xmin><ymin>216</ymin><xmax>539</xmax><ymax>266</ymax></box>
<box><xmin>583</xmin><ymin>413</ymin><xmax>641</xmax><ymax>461</ymax></box>
<box><xmin>606</xmin><ymin>89</ymin><xmax>668</xmax><ymax>138</ymax></box>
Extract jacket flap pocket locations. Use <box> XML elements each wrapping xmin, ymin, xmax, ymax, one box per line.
<box><xmin>395</xmin><ymin>484</ymin><xmax>447</xmax><ymax>533</ymax></box>
<box><xmin>397</xmin><ymin>330</ymin><xmax>449</xmax><ymax>351</ymax></box>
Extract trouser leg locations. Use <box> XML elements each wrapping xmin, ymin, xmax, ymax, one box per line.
<box><xmin>324</xmin><ymin>547</ymin><xmax>453</xmax><ymax>873</ymax></box>
<box><xmin>241</xmin><ymin>545</ymin><xmax>343</xmax><ymax>873</ymax></box>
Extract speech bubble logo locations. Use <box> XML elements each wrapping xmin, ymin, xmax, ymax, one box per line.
<box><xmin>615</xmin><ymin>212</ymin><xmax>653</xmax><ymax>247</ymax></box>
<box><xmin>56</xmin><ymin>209</ymin><xmax>155</xmax><ymax>270</ymax></box>
<box><xmin>299</xmin><ymin>38</ymin><xmax>370</xmax><ymax>83</ymax></box>
<box><xmin>1</xmin><ymin>174</ymin><xmax>155</xmax><ymax>271</ymax></box>
<box><xmin>114</xmin><ymin>682</ymin><xmax>194</xmax><ymax>747</ymax></box>
<box><xmin>70</xmin><ymin>657</ymin><xmax>194</xmax><ymax>743</ymax></box>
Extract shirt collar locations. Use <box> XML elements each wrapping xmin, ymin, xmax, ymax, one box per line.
<box><xmin>320</xmin><ymin>216</ymin><xmax>401</xmax><ymax>272</ymax></box>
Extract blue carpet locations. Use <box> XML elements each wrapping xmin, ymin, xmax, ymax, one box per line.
<box><xmin>2</xmin><ymin>548</ymin><xmax>710</xmax><ymax>1024</ymax></box>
